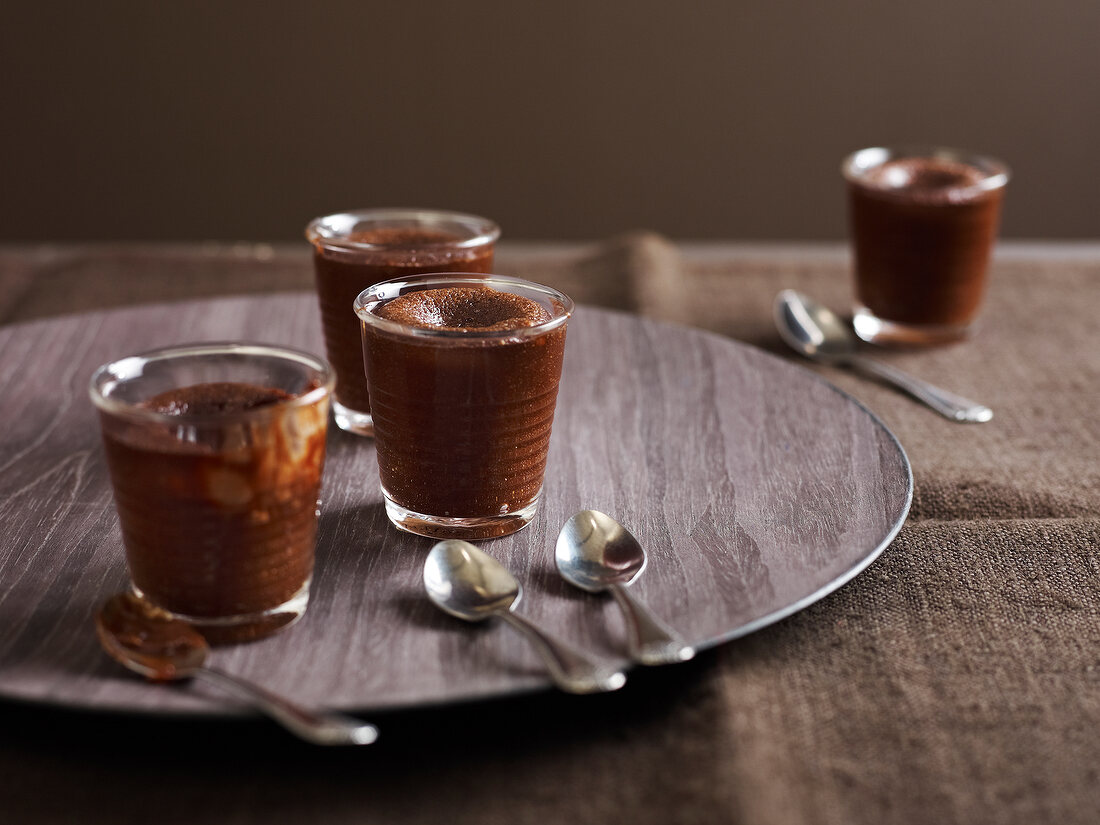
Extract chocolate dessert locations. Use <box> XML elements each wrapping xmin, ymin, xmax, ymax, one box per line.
<box><xmin>99</xmin><ymin>381</ymin><xmax>327</xmax><ymax>638</ymax></box>
<box><xmin>141</xmin><ymin>381</ymin><xmax>290</xmax><ymax>415</ymax></box>
<box><xmin>309</xmin><ymin>219</ymin><xmax>496</xmax><ymax>429</ymax></box>
<box><xmin>376</xmin><ymin>286</ymin><xmax>550</xmax><ymax>331</ymax></box>
<box><xmin>858</xmin><ymin>157</ymin><xmax>986</xmax><ymax>204</ymax></box>
<box><xmin>360</xmin><ymin>280</ymin><xmax>570</xmax><ymax>538</ymax></box>
<box><xmin>847</xmin><ymin>154</ymin><xmax>1006</xmax><ymax>334</ymax></box>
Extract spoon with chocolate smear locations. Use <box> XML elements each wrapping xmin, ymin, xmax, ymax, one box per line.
<box><xmin>95</xmin><ymin>593</ymin><xmax>378</xmax><ymax>745</ymax></box>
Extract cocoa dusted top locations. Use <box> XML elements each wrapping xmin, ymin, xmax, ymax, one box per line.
<box><xmin>347</xmin><ymin>227</ymin><xmax>463</xmax><ymax>247</ymax></box>
<box><xmin>859</xmin><ymin>158</ymin><xmax>988</xmax><ymax>204</ymax></box>
<box><xmin>377</xmin><ymin>286</ymin><xmax>551</xmax><ymax>332</ymax></box>
<box><xmin>141</xmin><ymin>382</ymin><xmax>292</xmax><ymax>416</ymax></box>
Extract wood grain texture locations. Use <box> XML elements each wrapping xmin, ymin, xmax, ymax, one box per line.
<box><xmin>0</xmin><ymin>293</ymin><xmax>910</xmax><ymax>714</ymax></box>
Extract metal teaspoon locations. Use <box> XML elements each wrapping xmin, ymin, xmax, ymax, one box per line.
<box><xmin>95</xmin><ymin>593</ymin><xmax>378</xmax><ymax>746</ymax></box>
<box><xmin>556</xmin><ymin>510</ymin><xmax>695</xmax><ymax>666</ymax></box>
<box><xmin>423</xmin><ymin>540</ymin><xmax>626</xmax><ymax>694</ymax></box>
<box><xmin>773</xmin><ymin>289</ymin><xmax>993</xmax><ymax>422</ymax></box>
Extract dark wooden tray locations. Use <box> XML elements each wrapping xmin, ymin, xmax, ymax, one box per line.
<box><xmin>0</xmin><ymin>294</ymin><xmax>911</xmax><ymax>714</ymax></box>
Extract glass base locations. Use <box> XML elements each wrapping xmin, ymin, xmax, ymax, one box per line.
<box><xmin>130</xmin><ymin>580</ymin><xmax>310</xmax><ymax>645</ymax></box>
<box><xmin>382</xmin><ymin>487</ymin><xmax>540</xmax><ymax>540</ymax></box>
<box><xmin>332</xmin><ymin>399</ymin><xmax>374</xmax><ymax>437</ymax></box>
<box><xmin>853</xmin><ymin>306</ymin><xmax>972</xmax><ymax>347</ymax></box>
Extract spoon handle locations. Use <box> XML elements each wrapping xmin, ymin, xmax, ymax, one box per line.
<box><xmin>195</xmin><ymin>667</ymin><xmax>379</xmax><ymax>746</ymax></box>
<box><xmin>500</xmin><ymin>612</ymin><xmax>626</xmax><ymax>694</ymax></box>
<box><xmin>847</xmin><ymin>355</ymin><xmax>993</xmax><ymax>422</ymax></box>
<box><xmin>608</xmin><ymin>584</ymin><xmax>695</xmax><ymax>666</ymax></box>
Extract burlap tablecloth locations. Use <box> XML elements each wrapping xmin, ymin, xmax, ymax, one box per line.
<box><xmin>1</xmin><ymin>238</ymin><xmax>1097</xmax><ymax>824</ymax></box>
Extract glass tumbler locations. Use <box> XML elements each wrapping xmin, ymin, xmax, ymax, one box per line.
<box><xmin>306</xmin><ymin>208</ymin><xmax>499</xmax><ymax>436</ymax></box>
<box><xmin>844</xmin><ymin>146</ymin><xmax>1010</xmax><ymax>346</ymax></box>
<box><xmin>90</xmin><ymin>342</ymin><xmax>333</xmax><ymax>643</ymax></box>
<box><xmin>355</xmin><ymin>274</ymin><xmax>572</xmax><ymax>539</ymax></box>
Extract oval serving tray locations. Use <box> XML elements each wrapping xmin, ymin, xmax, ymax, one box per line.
<box><xmin>0</xmin><ymin>294</ymin><xmax>911</xmax><ymax>714</ymax></box>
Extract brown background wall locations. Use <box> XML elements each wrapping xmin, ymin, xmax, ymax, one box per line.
<box><xmin>2</xmin><ymin>1</ymin><xmax>1097</xmax><ymax>242</ymax></box>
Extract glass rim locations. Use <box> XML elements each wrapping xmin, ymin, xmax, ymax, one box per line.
<box><xmin>841</xmin><ymin>145</ymin><xmax>1011</xmax><ymax>194</ymax></box>
<box><xmin>354</xmin><ymin>274</ymin><xmax>574</xmax><ymax>341</ymax></box>
<box><xmin>305</xmin><ymin>208</ymin><xmax>501</xmax><ymax>252</ymax></box>
<box><xmin>89</xmin><ymin>341</ymin><xmax>335</xmax><ymax>424</ymax></box>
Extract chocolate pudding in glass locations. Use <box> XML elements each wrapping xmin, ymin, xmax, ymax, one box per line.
<box><xmin>843</xmin><ymin>146</ymin><xmax>1009</xmax><ymax>346</ymax></box>
<box><xmin>306</xmin><ymin>209</ymin><xmax>499</xmax><ymax>437</ymax></box>
<box><xmin>90</xmin><ymin>343</ymin><xmax>333</xmax><ymax>643</ymax></box>
<box><xmin>355</xmin><ymin>275</ymin><xmax>572</xmax><ymax>540</ymax></box>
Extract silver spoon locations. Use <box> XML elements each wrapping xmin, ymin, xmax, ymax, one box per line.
<box><xmin>774</xmin><ymin>290</ymin><xmax>993</xmax><ymax>423</ymax></box>
<box><xmin>95</xmin><ymin>593</ymin><xmax>378</xmax><ymax>746</ymax></box>
<box><xmin>557</xmin><ymin>510</ymin><xmax>694</xmax><ymax>666</ymax></box>
<box><xmin>423</xmin><ymin>540</ymin><xmax>626</xmax><ymax>694</ymax></box>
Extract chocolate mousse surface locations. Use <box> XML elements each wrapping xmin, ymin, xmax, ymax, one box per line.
<box><xmin>860</xmin><ymin>157</ymin><xmax>987</xmax><ymax>204</ymax></box>
<box><xmin>346</xmin><ymin>227</ymin><xmax>465</xmax><ymax>247</ymax></box>
<box><xmin>376</xmin><ymin>286</ymin><xmax>551</xmax><ymax>332</ymax></box>
<box><xmin>142</xmin><ymin>382</ymin><xmax>291</xmax><ymax>416</ymax></box>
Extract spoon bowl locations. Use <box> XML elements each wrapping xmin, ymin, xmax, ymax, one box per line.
<box><xmin>423</xmin><ymin>539</ymin><xmax>523</xmax><ymax>621</ymax></box>
<box><xmin>95</xmin><ymin>592</ymin><xmax>208</xmax><ymax>681</ymax></box>
<box><xmin>774</xmin><ymin>288</ymin><xmax>860</xmax><ymax>360</ymax></box>
<box><xmin>556</xmin><ymin>511</ymin><xmax>694</xmax><ymax>665</ymax></box>
<box><xmin>95</xmin><ymin>593</ymin><xmax>378</xmax><ymax>746</ymax></box>
<box><xmin>555</xmin><ymin>509</ymin><xmax>646</xmax><ymax>591</ymax></box>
